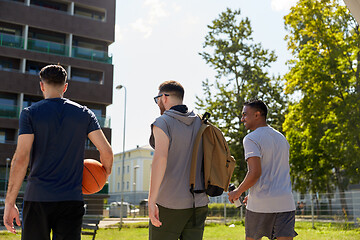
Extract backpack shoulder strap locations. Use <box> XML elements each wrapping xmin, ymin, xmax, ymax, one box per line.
<box><xmin>189</xmin><ymin>113</ymin><xmax>210</xmax><ymax>191</ymax></box>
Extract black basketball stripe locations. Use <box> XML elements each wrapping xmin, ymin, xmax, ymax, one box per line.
<box><xmin>84</xmin><ymin>165</ymin><xmax>100</xmax><ymax>189</ymax></box>
<box><xmin>82</xmin><ymin>184</ymin><xmax>91</xmax><ymax>194</ymax></box>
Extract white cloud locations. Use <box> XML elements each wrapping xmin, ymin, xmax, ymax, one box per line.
<box><xmin>131</xmin><ymin>0</ymin><xmax>172</xmax><ymax>38</ymax></box>
<box><xmin>145</xmin><ymin>0</ymin><xmax>169</xmax><ymax>24</ymax></box>
<box><xmin>131</xmin><ymin>18</ymin><xmax>153</xmax><ymax>38</ymax></box>
<box><xmin>271</xmin><ymin>0</ymin><xmax>297</xmax><ymax>11</ymax></box>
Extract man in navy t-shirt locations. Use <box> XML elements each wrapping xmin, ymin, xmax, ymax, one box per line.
<box><xmin>3</xmin><ymin>65</ymin><xmax>113</xmax><ymax>240</ymax></box>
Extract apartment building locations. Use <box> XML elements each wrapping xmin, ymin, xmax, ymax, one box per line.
<box><xmin>0</xmin><ymin>0</ymin><xmax>115</xmax><ymax>203</ymax></box>
<box><xmin>109</xmin><ymin>145</ymin><xmax>154</xmax><ymax>205</ymax></box>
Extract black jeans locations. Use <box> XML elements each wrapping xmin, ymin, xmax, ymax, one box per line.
<box><xmin>21</xmin><ymin>201</ymin><xmax>85</xmax><ymax>240</ymax></box>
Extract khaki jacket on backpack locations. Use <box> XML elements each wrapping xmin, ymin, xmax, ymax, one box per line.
<box><xmin>190</xmin><ymin>113</ymin><xmax>236</xmax><ymax>197</ymax></box>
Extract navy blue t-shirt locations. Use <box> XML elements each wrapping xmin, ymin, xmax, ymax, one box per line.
<box><xmin>19</xmin><ymin>98</ymin><xmax>100</xmax><ymax>202</ymax></box>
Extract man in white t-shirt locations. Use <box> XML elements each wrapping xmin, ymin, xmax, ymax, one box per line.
<box><xmin>228</xmin><ymin>99</ymin><xmax>297</xmax><ymax>240</ymax></box>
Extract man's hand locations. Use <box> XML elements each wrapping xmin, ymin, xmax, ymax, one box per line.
<box><xmin>243</xmin><ymin>195</ymin><xmax>249</xmax><ymax>206</ymax></box>
<box><xmin>228</xmin><ymin>187</ymin><xmax>242</xmax><ymax>204</ymax></box>
<box><xmin>148</xmin><ymin>202</ymin><xmax>162</xmax><ymax>227</ymax></box>
<box><xmin>228</xmin><ymin>156</ymin><xmax>261</xmax><ymax>205</ymax></box>
<box><xmin>3</xmin><ymin>203</ymin><xmax>21</xmax><ymax>234</ymax></box>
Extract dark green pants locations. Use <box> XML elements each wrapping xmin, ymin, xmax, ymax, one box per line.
<box><xmin>149</xmin><ymin>205</ymin><xmax>208</xmax><ymax>240</ymax></box>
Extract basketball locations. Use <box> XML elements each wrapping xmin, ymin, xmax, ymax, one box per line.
<box><xmin>82</xmin><ymin>159</ymin><xmax>107</xmax><ymax>195</ymax></box>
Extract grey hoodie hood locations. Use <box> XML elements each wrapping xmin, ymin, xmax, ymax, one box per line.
<box><xmin>163</xmin><ymin>109</ymin><xmax>197</xmax><ymax>126</ymax></box>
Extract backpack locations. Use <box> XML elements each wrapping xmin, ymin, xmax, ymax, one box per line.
<box><xmin>190</xmin><ymin>112</ymin><xmax>236</xmax><ymax>197</ymax></box>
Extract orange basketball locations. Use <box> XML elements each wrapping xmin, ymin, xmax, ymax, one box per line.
<box><xmin>82</xmin><ymin>159</ymin><xmax>107</xmax><ymax>195</ymax></box>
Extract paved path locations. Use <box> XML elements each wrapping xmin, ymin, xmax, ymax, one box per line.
<box><xmin>99</xmin><ymin>217</ymin><xmax>149</xmax><ymax>228</ymax></box>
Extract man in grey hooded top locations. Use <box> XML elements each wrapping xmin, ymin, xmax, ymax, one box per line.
<box><xmin>148</xmin><ymin>80</ymin><xmax>209</xmax><ymax>240</ymax></box>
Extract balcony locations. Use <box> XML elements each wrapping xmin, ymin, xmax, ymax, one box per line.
<box><xmin>0</xmin><ymin>104</ymin><xmax>20</xmax><ymax>119</ymax></box>
<box><xmin>27</xmin><ymin>37</ymin><xmax>68</xmax><ymax>56</ymax></box>
<box><xmin>0</xmin><ymin>33</ymin><xmax>112</xmax><ymax>64</ymax></box>
<box><xmin>0</xmin><ymin>33</ymin><xmax>24</xmax><ymax>49</ymax></box>
<box><xmin>72</xmin><ymin>46</ymin><xmax>112</xmax><ymax>64</ymax></box>
<box><xmin>97</xmin><ymin>115</ymin><xmax>111</xmax><ymax>128</ymax></box>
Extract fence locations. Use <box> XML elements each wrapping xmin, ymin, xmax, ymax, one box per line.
<box><xmin>207</xmin><ymin>190</ymin><xmax>360</xmax><ymax>226</ymax></box>
<box><xmin>1</xmin><ymin>190</ymin><xmax>359</xmax><ymax>226</ymax></box>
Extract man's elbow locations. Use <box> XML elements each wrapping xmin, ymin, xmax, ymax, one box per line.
<box><xmin>101</xmin><ymin>147</ymin><xmax>114</xmax><ymax>174</ymax></box>
<box><xmin>105</xmin><ymin>147</ymin><xmax>113</xmax><ymax>159</ymax></box>
<box><xmin>12</xmin><ymin>152</ymin><xmax>29</xmax><ymax>166</ymax></box>
<box><xmin>99</xmin><ymin>144</ymin><xmax>113</xmax><ymax>158</ymax></box>
<box><xmin>250</xmin><ymin>169</ymin><xmax>262</xmax><ymax>182</ymax></box>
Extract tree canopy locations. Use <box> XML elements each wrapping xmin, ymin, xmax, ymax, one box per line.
<box><xmin>197</xmin><ymin>8</ymin><xmax>287</xmax><ymax>183</ymax></box>
<box><xmin>283</xmin><ymin>0</ymin><xmax>360</xmax><ymax>203</ymax></box>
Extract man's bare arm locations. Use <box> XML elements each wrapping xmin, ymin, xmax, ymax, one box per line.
<box><xmin>228</xmin><ymin>156</ymin><xmax>261</xmax><ymax>203</ymax></box>
<box><xmin>88</xmin><ymin>129</ymin><xmax>113</xmax><ymax>175</ymax></box>
<box><xmin>4</xmin><ymin>134</ymin><xmax>34</xmax><ymax>233</ymax></box>
<box><xmin>148</xmin><ymin>125</ymin><xmax>169</xmax><ymax>227</ymax></box>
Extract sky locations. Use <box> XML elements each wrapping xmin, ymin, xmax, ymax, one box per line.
<box><xmin>107</xmin><ymin>0</ymin><xmax>298</xmax><ymax>154</ymax></box>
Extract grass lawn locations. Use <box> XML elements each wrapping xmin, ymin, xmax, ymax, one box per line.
<box><xmin>1</xmin><ymin>222</ymin><xmax>359</xmax><ymax>239</ymax></box>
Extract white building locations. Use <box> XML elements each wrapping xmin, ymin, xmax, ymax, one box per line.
<box><xmin>108</xmin><ymin>145</ymin><xmax>153</xmax><ymax>205</ymax></box>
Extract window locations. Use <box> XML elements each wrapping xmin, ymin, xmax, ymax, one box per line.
<box><xmin>126</xmin><ymin>181</ymin><xmax>129</xmax><ymax>190</ymax></box>
<box><xmin>23</xmin><ymin>95</ymin><xmax>42</xmax><ymax>108</ymax></box>
<box><xmin>0</xmin><ymin>22</ymin><xmax>23</xmax><ymax>48</ymax></box>
<box><xmin>118</xmin><ymin>167</ymin><xmax>120</xmax><ymax>175</ymax></box>
<box><xmin>74</xmin><ymin>5</ymin><xmax>105</xmax><ymax>21</ymax></box>
<box><xmin>0</xmin><ymin>22</ymin><xmax>22</xmax><ymax>36</ymax></box>
<box><xmin>0</xmin><ymin>93</ymin><xmax>17</xmax><ymax>106</ymax></box>
<box><xmin>31</xmin><ymin>0</ymin><xmax>68</xmax><ymax>12</ymax></box>
<box><xmin>0</xmin><ymin>56</ymin><xmax>20</xmax><ymax>71</ymax></box>
<box><xmin>28</xmin><ymin>28</ymin><xmax>65</xmax><ymax>44</ymax></box>
<box><xmin>71</xmin><ymin>67</ymin><xmax>103</xmax><ymax>84</ymax></box>
<box><xmin>0</xmin><ymin>92</ymin><xmax>19</xmax><ymax>118</ymax></box>
<box><xmin>73</xmin><ymin>37</ymin><xmax>107</xmax><ymax>51</ymax></box>
<box><xmin>0</xmin><ymin>128</ymin><xmax>16</xmax><ymax>143</ymax></box>
<box><xmin>127</xmin><ymin>166</ymin><xmax>129</xmax><ymax>173</ymax></box>
<box><xmin>0</xmin><ymin>93</ymin><xmax>18</xmax><ymax>118</ymax></box>
<box><xmin>25</xmin><ymin>60</ymin><xmax>48</xmax><ymax>75</ymax></box>
<box><xmin>0</xmin><ymin>130</ymin><xmax>5</xmax><ymax>143</ymax></box>
<box><xmin>117</xmin><ymin>183</ymin><xmax>120</xmax><ymax>191</ymax></box>
<box><xmin>72</xmin><ymin>36</ymin><xmax>110</xmax><ymax>63</ymax></box>
<box><xmin>28</xmin><ymin>28</ymin><xmax>66</xmax><ymax>55</ymax></box>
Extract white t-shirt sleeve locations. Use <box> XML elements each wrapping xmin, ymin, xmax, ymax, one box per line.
<box><xmin>243</xmin><ymin>136</ymin><xmax>261</xmax><ymax>160</ymax></box>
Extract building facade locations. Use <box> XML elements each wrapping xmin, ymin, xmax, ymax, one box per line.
<box><xmin>109</xmin><ymin>145</ymin><xmax>154</xmax><ymax>205</ymax></box>
<box><xmin>0</xmin><ymin>0</ymin><xmax>115</xmax><ymax>198</ymax></box>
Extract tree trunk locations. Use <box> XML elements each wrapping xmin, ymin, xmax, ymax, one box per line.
<box><xmin>315</xmin><ymin>195</ymin><xmax>320</xmax><ymax>216</ymax></box>
<box><xmin>335</xmin><ymin>167</ymin><xmax>348</xmax><ymax>217</ymax></box>
<box><xmin>328</xmin><ymin>196</ymin><xmax>333</xmax><ymax>216</ymax></box>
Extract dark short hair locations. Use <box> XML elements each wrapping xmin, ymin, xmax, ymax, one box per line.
<box><xmin>158</xmin><ymin>80</ymin><xmax>184</xmax><ymax>100</ymax></box>
<box><xmin>39</xmin><ymin>64</ymin><xmax>67</xmax><ymax>85</ymax></box>
<box><xmin>244</xmin><ymin>99</ymin><xmax>268</xmax><ymax>118</ymax></box>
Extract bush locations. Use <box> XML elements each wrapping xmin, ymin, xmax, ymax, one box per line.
<box><xmin>208</xmin><ymin>203</ymin><xmax>240</xmax><ymax>218</ymax></box>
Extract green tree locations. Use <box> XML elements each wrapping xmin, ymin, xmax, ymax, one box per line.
<box><xmin>283</xmin><ymin>0</ymin><xmax>360</xmax><ymax>212</ymax></box>
<box><xmin>196</xmin><ymin>8</ymin><xmax>287</xmax><ymax>184</ymax></box>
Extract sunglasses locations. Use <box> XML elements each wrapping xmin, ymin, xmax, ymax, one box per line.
<box><xmin>154</xmin><ymin>93</ymin><xmax>169</xmax><ymax>104</ymax></box>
